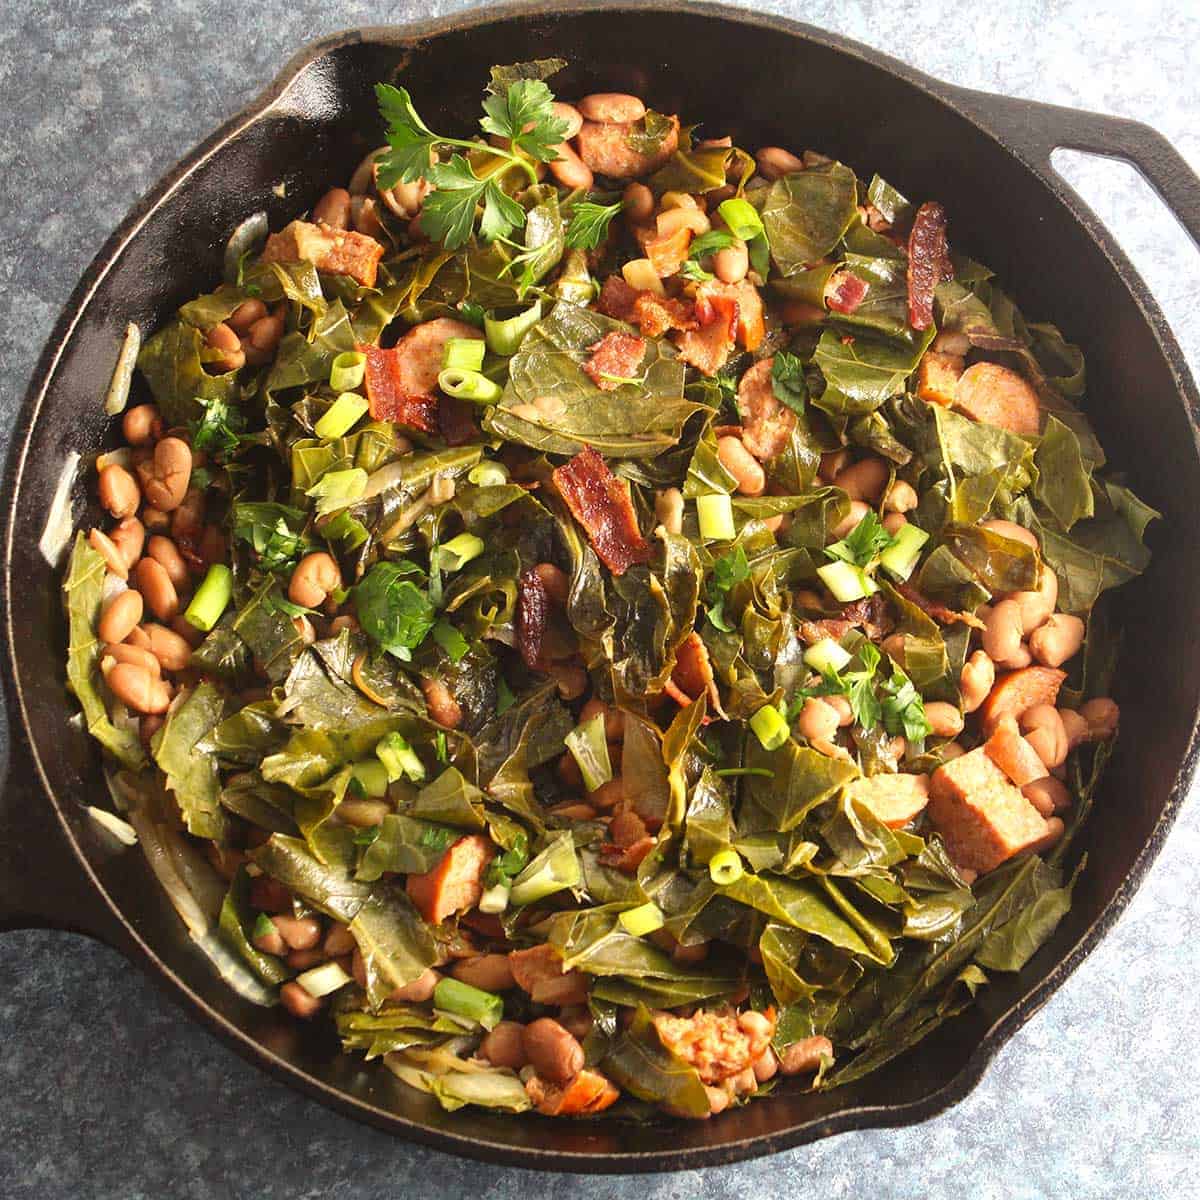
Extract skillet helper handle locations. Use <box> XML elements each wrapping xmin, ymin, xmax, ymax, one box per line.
<box><xmin>944</xmin><ymin>88</ymin><xmax>1200</xmax><ymax>251</ymax></box>
<box><xmin>0</xmin><ymin>730</ymin><xmax>132</xmax><ymax>949</ymax></box>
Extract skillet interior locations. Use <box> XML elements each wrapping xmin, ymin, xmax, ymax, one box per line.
<box><xmin>5</xmin><ymin>4</ymin><xmax>1200</xmax><ymax>1171</ymax></box>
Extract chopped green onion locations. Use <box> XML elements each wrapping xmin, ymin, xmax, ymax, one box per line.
<box><xmin>433</xmin><ymin>977</ymin><xmax>504</xmax><ymax>1031</ymax></box>
<box><xmin>509</xmin><ymin>832</ymin><xmax>581</xmax><ymax>907</ymax></box>
<box><xmin>432</xmin><ymin>532</ymin><xmax>485</xmax><ymax>573</ymax></box>
<box><xmin>183</xmin><ymin>564</ymin><xmax>233</xmax><ymax>632</ymax></box>
<box><xmin>296</xmin><ymin>960</ymin><xmax>353</xmax><ymax>998</ymax></box>
<box><xmin>437</xmin><ymin>367</ymin><xmax>503</xmax><ymax>404</ymax></box>
<box><xmin>350</xmin><ymin>759</ymin><xmax>390</xmax><ymax>797</ymax></box>
<box><xmin>329</xmin><ymin>351</ymin><xmax>366</xmax><ymax>392</ymax></box>
<box><xmin>879</xmin><ymin>523</ymin><xmax>931</xmax><ymax>580</ymax></box>
<box><xmin>565</xmin><ymin>712</ymin><xmax>613</xmax><ymax>792</ymax></box>
<box><xmin>817</xmin><ymin>560</ymin><xmax>878</xmax><ymax>603</ymax></box>
<box><xmin>714</xmin><ymin>767</ymin><xmax>774</xmax><ymax>779</ymax></box>
<box><xmin>485</xmin><ymin>300</ymin><xmax>542</xmax><ymax>356</ymax></box>
<box><xmin>478</xmin><ymin>882</ymin><xmax>511</xmax><ymax>914</ymax></box>
<box><xmin>619</xmin><ymin>902</ymin><xmax>665</xmax><ymax>937</ymax></box>
<box><xmin>749</xmin><ymin>704</ymin><xmax>790</xmax><ymax>751</ymax></box>
<box><xmin>306</xmin><ymin>467</ymin><xmax>368</xmax><ymax>516</ymax></box>
<box><xmin>251</xmin><ymin>912</ymin><xmax>277</xmax><ymax>941</ymax></box>
<box><xmin>717</xmin><ymin>198</ymin><xmax>766</xmax><ymax>243</ymax></box>
<box><xmin>441</xmin><ymin>336</ymin><xmax>486</xmax><ymax>372</ymax></box>
<box><xmin>468</xmin><ymin>461</ymin><xmax>509</xmax><ymax>487</ymax></box>
<box><xmin>696</xmin><ymin>493</ymin><xmax>735</xmax><ymax>541</ymax></box>
<box><xmin>314</xmin><ymin>391</ymin><xmax>370</xmax><ymax>439</ymax></box>
<box><xmin>803</xmin><ymin>637</ymin><xmax>852</xmax><ymax>675</ymax></box>
<box><xmin>86</xmin><ymin>806</ymin><xmax>138</xmax><ymax>845</ymax></box>
<box><xmin>375</xmin><ymin>732</ymin><xmax>426</xmax><ymax>783</ymax></box>
<box><xmin>709</xmin><ymin>848</ymin><xmax>745</xmax><ymax>886</ymax></box>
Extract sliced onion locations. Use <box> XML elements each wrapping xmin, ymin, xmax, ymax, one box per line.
<box><xmin>104</xmin><ymin>323</ymin><xmax>141</xmax><ymax>416</ymax></box>
<box><xmin>87</xmin><ymin>806</ymin><xmax>138</xmax><ymax>846</ymax></box>
<box><xmin>37</xmin><ymin>451</ymin><xmax>80</xmax><ymax>567</ymax></box>
<box><xmin>223</xmin><ymin>210</ymin><xmax>269</xmax><ymax>284</ymax></box>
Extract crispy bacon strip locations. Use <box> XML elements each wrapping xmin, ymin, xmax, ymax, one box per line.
<box><xmin>675</xmin><ymin>288</ymin><xmax>738</xmax><ymax>376</ymax></box>
<box><xmin>517</xmin><ymin>567</ymin><xmax>550</xmax><ymax>671</ymax></box>
<box><xmin>895</xmin><ymin>581</ymin><xmax>986</xmax><ymax>630</ymax></box>
<box><xmin>906</xmin><ymin>201</ymin><xmax>951</xmax><ymax>331</ymax></box>
<box><xmin>583</xmin><ymin>331</ymin><xmax>647</xmax><ymax>391</ymax></box>
<box><xmin>632</xmin><ymin>292</ymin><xmax>697</xmax><ymax>337</ymax></box>
<box><xmin>798</xmin><ymin>596</ymin><xmax>892</xmax><ymax>645</ymax></box>
<box><xmin>825</xmin><ymin>269</ymin><xmax>870</xmax><ymax>315</ymax></box>
<box><xmin>596</xmin><ymin>275</ymin><xmax>640</xmax><ymax>322</ymax></box>
<box><xmin>360</xmin><ymin>344</ymin><xmax>439</xmax><ymax>433</ymax></box>
<box><xmin>670</xmin><ymin>632</ymin><xmax>726</xmax><ymax>717</ymax></box>
<box><xmin>437</xmin><ymin>394</ymin><xmax>478</xmax><ymax>446</ymax></box>
<box><xmin>552</xmin><ymin>447</ymin><xmax>651</xmax><ymax>575</ymax></box>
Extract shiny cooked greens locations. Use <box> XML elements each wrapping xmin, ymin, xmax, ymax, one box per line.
<box><xmin>67</xmin><ymin>60</ymin><xmax>1155</xmax><ymax>1122</ymax></box>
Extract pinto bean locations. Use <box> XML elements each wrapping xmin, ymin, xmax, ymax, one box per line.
<box><xmin>280</xmin><ymin>981</ymin><xmax>323</xmax><ymax>1019</ymax></box>
<box><xmin>533</xmin><ymin>562</ymin><xmax>570</xmax><ymax>606</ymax></box>
<box><xmin>795</xmin><ymin>697</ymin><xmax>839</xmax><ymax>742</ymax></box>
<box><xmin>136</xmin><ymin>437</ymin><xmax>192</xmax><ymax>512</ymax></box>
<box><xmin>109</xmin><ymin>516</ymin><xmax>145</xmax><ymax>569</ymax></box>
<box><xmin>228</xmin><ymin>298</ymin><xmax>268</xmax><ymax>333</ymax></box>
<box><xmin>1020</xmin><ymin>705</ymin><xmax>1069</xmax><ymax>769</ymax></box>
<box><xmin>88</xmin><ymin>528</ymin><xmax>129</xmax><ymax>579</ymax></box>
<box><xmin>982</xmin><ymin>599</ymin><xmax>1023</xmax><ymax>663</ymax></box>
<box><xmin>717</xmin><ymin>435</ymin><xmax>766</xmax><ymax>496</ymax></box>
<box><xmin>133</xmin><ymin>557</ymin><xmax>179</xmax><ymax>622</ymax></box>
<box><xmin>102</xmin><ymin>641</ymin><xmax>161</xmax><ymax>676</ymax></box>
<box><xmin>924</xmin><ymin>701</ymin><xmax>965</xmax><ymax>739</ymax></box>
<box><xmin>390</xmin><ymin>967</ymin><xmax>441</xmax><ymax>1003</ymax></box>
<box><xmin>654</xmin><ymin>486</ymin><xmax>684</xmax><ymax>535</ymax></box>
<box><xmin>881</xmin><ymin>633</ymin><xmax>907</xmax><ymax>665</ymax></box>
<box><xmin>1010</xmin><ymin>568</ymin><xmax>1059</xmax><ymax>635</ymax></box>
<box><xmin>780</xmin><ymin>1036</ymin><xmax>833</xmax><ymax>1075</ymax></box>
<box><xmin>107</xmin><ymin>662</ymin><xmax>170</xmax><ymax>714</ymax></box>
<box><xmin>98</xmin><ymin>464</ymin><xmax>140</xmax><ymax>519</ymax></box>
<box><xmin>98</xmin><ymin>589</ymin><xmax>143</xmax><ymax>644</ymax></box>
<box><xmin>884</xmin><ymin>480</ymin><xmax>918</xmax><ymax>513</ymax></box>
<box><xmin>312</xmin><ymin>186</ymin><xmax>352</xmax><ymax>229</ymax></box>
<box><xmin>480</xmin><ymin>1021</ymin><xmax>528</xmax><ymax>1070</ymax></box>
<box><xmin>981</xmin><ymin>519</ymin><xmax>1039</xmax><ymax>550</ymax></box>
<box><xmin>551</xmin><ymin>100</ymin><xmax>584</xmax><ymax>139</ymax></box>
<box><xmin>755</xmin><ymin>146</ymin><xmax>804</xmax><ymax>180</ymax></box>
<box><xmin>450</xmin><ymin>954</ymin><xmax>516</xmax><ymax>991</ymax></box>
<box><xmin>818</xmin><ymin>449</ymin><xmax>851</xmax><ymax>483</ymax></box>
<box><xmin>1029</xmin><ymin>613</ymin><xmax>1085</xmax><ymax>668</ymax></box>
<box><xmin>146</xmin><ymin>536</ymin><xmax>190</xmax><ymax>591</ymax></box>
<box><xmin>122</xmin><ymin>404</ymin><xmax>161</xmax><ymax>446</ymax></box>
<box><xmin>548</xmin><ymin>140</ymin><xmax>593</xmax><ymax>190</ymax></box>
<box><xmin>833</xmin><ymin>456</ymin><xmax>888</xmax><ymax>503</ymax></box>
<box><xmin>577</xmin><ymin>93</ymin><xmax>646</xmax><ymax>124</ymax></box>
<box><xmin>1080</xmin><ymin>697</ymin><xmax>1119</xmax><ymax>740</ymax></box>
<box><xmin>142</xmin><ymin>505</ymin><xmax>170</xmax><ymax>532</ymax></box>
<box><xmin>1023</xmin><ymin>776</ymin><xmax>1071</xmax><ymax>816</ymax></box>
<box><xmin>205</xmin><ymin>321</ymin><xmax>245</xmax><ymax>372</ymax></box>
<box><xmin>251</xmin><ymin>917</ymin><xmax>287</xmax><ymax>957</ymax></box>
<box><xmin>323</xmin><ymin>924</ymin><xmax>356</xmax><ymax>958</ymax></box>
<box><xmin>1059</xmin><ymin>708</ymin><xmax>1090</xmax><ymax>749</ymax></box>
<box><xmin>142</xmin><ymin>623</ymin><xmax>194</xmax><ymax>671</ymax></box>
<box><xmin>753</xmin><ymin>1047</ymin><xmax>780</xmax><ymax>1084</ymax></box>
<box><xmin>523</xmin><ymin>1018</ymin><xmax>585</xmax><ymax>1085</ymax></box>
<box><xmin>271</xmin><ymin>914</ymin><xmax>322</xmax><ymax>952</ymax></box>
<box><xmin>712</xmin><ymin>240</ymin><xmax>750</xmax><ymax>284</ymax></box>
<box><xmin>421</xmin><ymin>675</ymin><xmax>463</xmax><ymax>729</ymax></box>
<box><xmin>623</xmin><ymin>180</ymin><xmax>654</xmax><ymax>223</ymax></box>
<box><xmin>289</xmin><ymin>552</ymin><xmax>341</xmax><ymax>608</ymax></box>
<box><xmin>882</xmin><ymin>512</ymin><xmax>908</xmax><ymax>536</ymax></box>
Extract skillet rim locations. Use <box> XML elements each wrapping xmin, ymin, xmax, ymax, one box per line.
<box><xmin>3</xmin><ymin>0</ymin><xmax>1199</xmax><ymax>1172</ymax></box>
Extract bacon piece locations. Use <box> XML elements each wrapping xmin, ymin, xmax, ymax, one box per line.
<box><xmin>596</xmin><ymin>275</ymin><xmax>640</xmax><ymax>322</ymax></box>
<box><xmin>736</xmin><ymin>356</ymin><xmax>795</xmax><ymax>462</ymax></box>
<box><xmin>895</xmin><ymin>581</ymin><xmax>986</xmax><ymax>630</ymax></box>
<box><xmin>361</xmin><ymin>344</ymin><xmax>440</xmax><ymax>433</ymax></box>
<box><xmin>517</xmin><ymin>567</ymin><xmax>550</xmax><ymax>672</ymax></box>
<box><xmin>675</xmin><ymin>288</ymin><xmax>739</xmax><ymax>376</ymax></box>
<box><xmin>825</xmin><ymin>269</ymin><xmax>870</xmax><ymax>315</ymax></box>
<box><xmin>906</xmin><ymin>201</ymin><xmax>951</xmax><ymax>331</ymax></box>
<box><xmin>437</xmin><ymin>394</ymin><xmax>478</xmax><ymax>446</ymax></box>
<box><xmin>525</xmin><ymin>1069</ymin><xmax>621</xmax><ymax>1116</ymax></box>
<box><xmin>645</xmin><ymin>226</ymin><xmax>692</xmax><ymax>277</ymax></box>
<box><xmin>632</xmin><ymin>291</ymin><xmax>698</xmax><ymax>337</ymax></box>
<box><xmin>582</xmin><ymin>331</ymin><xmax>647</xmax><ymax>391</ymax></box>
<box><xmin>798</xmin><ymin>595</ymin><xmax>892</xmax><ymax>646</ymax></box>
<box><xmin>552</xmin><ymin>447</ymin><xmax>651</xmax><ymax>575</ymax></box>
<box><xmin>261</xmin><ymin>219</ymin><xmax>385</xmax><ymax>287</ymax></box>
<box><xmin>670</xmin><ymin>632</ymin><xmax>726</xmax><ymax>716</ymax></box>
<box><xmin>405</xmin><ymin>834</ymin><xmax>494</xmax><ymax>924</ymax></box>
<box><xmin>599</xmin><ymin>835</ymin><xmax>656</xmax><ymax>874</ymax></box>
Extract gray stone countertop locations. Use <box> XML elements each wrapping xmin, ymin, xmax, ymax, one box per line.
<box><xmin>1</xmin><ymin>1</ymin><xmax>1199</xmax><ymax>1196</ymax></box>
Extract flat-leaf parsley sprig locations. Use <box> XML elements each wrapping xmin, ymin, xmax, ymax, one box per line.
<box><xmin>374</xmin><ymin>75</ymin><xmax>570</xmax><ymax>251</ymax></box>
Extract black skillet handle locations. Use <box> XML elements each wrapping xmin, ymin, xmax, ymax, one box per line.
<box><xmin>943</xmin><ymin>87</ymin><xmax>1200</xmax><ymax>251</ymax></box>
<box><xmin>0</xmin><ymin>726</ymin><xmax>133</xmax><ymax>951</ymax></box>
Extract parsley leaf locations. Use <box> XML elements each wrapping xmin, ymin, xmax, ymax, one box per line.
<box><xmin>479</xmin><ymin>78</ymin><xmax>568</xmax><ymax>163</ymax></box>
<box><xmin>417</xmin><ymin>155</ymin><xmax>525</xmax><ymax>250</ymax></box>
<box><xmin>565</xmin><ymin>200</ymin><xmax>623</xmax><ymax>250</ymax></box>
<box><xmin>432</xmin><ymin>618</ymin><xmax>470</xmax><ymax>663</ymax></box>
<box><xmin>689</xmin><ymin>229</ymin><xmax>737</xmax><ymax>260</ymax></box>
<box><xmin>374</xmin><ymin>84</ymin><xmax>439</xmax><ymax>187</ymax></box>
<box><xmin>770</xmin><ymin>351</ymin><xmax>808</xmax><ymax>416</ymax></box>
<box><xmin>353</xmin><ymin>560</ymin><xmax>437</xmax><ymax>661</ymax></box>
<box><xmin>879</xmin><ymin>666</ymin><xmax>931</xmax><ymax>741</ymax></box>
<box><xmin>191</xmin><ymin>395</ymin><xmax>246</xmax><ymax>458</ymax></box>
<box><xmin>232</xmin><ymin>502</ymin><xmax>308</xmax><ymax>574</ymax></box>
<box><xmin>824</xmin><ymin>509</ymin><xmax>895</xmax><ymax>568</ymax></box>
<box><xmin>705</xmin><ymin>545</ymin><xmax>750</xmax><ymax>631</ymax></box>
<box><xmin>679</xmin><ymin>259</ymin><xmax>714</xmax><ymax>283</ymax></box>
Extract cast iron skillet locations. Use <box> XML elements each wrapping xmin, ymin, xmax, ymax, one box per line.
<box><xmin>3</xmin><ymin>0</ymin><xmax>1200</xmax><ymax>1173</ymax></box>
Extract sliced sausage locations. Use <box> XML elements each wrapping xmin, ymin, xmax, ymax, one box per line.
<box><xmin>954</xmin><ymin>362</ymin><xmax>1042</xmax><ymax>436</ymax></box>
<box><xmin>978</xmin><ymin>666</ymin><xmax>1067</xmax><ymax>735</ymax></box>
<box><xmin>574</xmin><ymin>115</ymin><xmax>680</xmax><ymax>179</ymax></box>
<box><xmin>736</xmin><ymin>356</ymin><xmax>795</xmax><ymax>462</ymax></box>
<box><xmin>404</xmin><ymin>833</ymin><xmax>494</xmax><ymax>925</ymax></box>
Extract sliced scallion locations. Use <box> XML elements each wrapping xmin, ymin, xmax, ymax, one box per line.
<box><xmin>442</xmin><ymin>336</ymin><xmax>485</xmax><ymax>372</ymax></box>
<box><xmin>565</xmin><ymin>712</ymin><xmax>612</xmax><ymax>792</ymax></box>
<box><xmin>306</xmin><ymin>467</ymin><xmax>368</xmax><ymax>517</ymax></box>
<box><xmin>478</xmin><ymin>882</ymin><xmax>511</xmax><ymax>914</ymax></box>
<box><xmin>709</xmin><ymin>848</ymin><xmax>745</xmax><ymax>886</ymax></box>
<box><xmin>485</xmin><ymin>300</ymin><xmax>542</xmax><ymax>356</ymax></box>
<box><xmin>749</xmin><ymin>704</ymin><xmax>789</xmax><ymax>751</ymax></box>
<box><xmin>350</xmin><ymin>759</ymin><xmax>390</xmax><ymax>798</ymax></box>
<box><xmin>467</xmin><ymin>461</ymin><xmax>509</xmax><ymax>487</ymax></box>
<box><xmin>803</xmin><ymin>637</ymin><xmax>851</xmax><ymax>675</ymax></box>
<box><xmin>879</xmin><ymin>523</ymin><xmax>931</xmax><ymax>581</ymax></box>
<box><xmin>375</xmin><ymin>732</ymin><xmax>426</xmax><ymax>783</ymax></box>
<box><xmin>314</xmin><ymin>392</ymin><xmax>369</xmax><ymax>440</ymax></box>
<box><xmin>433</xmin><ymin>977</ymin><xmax>504</xmax><ymax>1030</ymax></box>
<box><xmin>696</xmin><ymin>493</ymin><xmax>735</xmax><ymax>541</ymax></box>
<box><xmin>817</xmin><ymin>560</ymin><xmax>877</xmax><ymax>603</ymax></box>
<box><xmin>508</xmin><ymin>832</ymin><xmax>581</xmax><ymax>907</ymax></box>
<box><xmin>717</xmin><ymin>197</ymin><xmax>766</xmax><ymax>243</ymax></box>
<box><xmin>184</xmin><ymin>564</ymin><xmax>233</xmax><ymax>632</ymax></box>
<box><xmin>432</xmin><ymin>532</ymin><xmax>485</xmax><ymax>573</ymax></box>
<box><xmin>296</xmin><ymin>960</ymin><xmax>353</xmax><ymax>998</ymax></box>
<box><xmin>329</xmin><ymin>351</ymin><xmax>366</xmax><ymax>392</ymax></box>
<box><xmin>437</xmin><ymin>368</ymin><xmax>502</xmax><ymax>404</ymax></box>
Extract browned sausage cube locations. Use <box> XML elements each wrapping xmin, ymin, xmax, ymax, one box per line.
<box><xmin>260</xmin><ymin>219</ymin><xmax>385</xmax><ymax>287</ymax></box>
<box><xmin>954</xmin><ymin>362</ymin><xmax>1042</xmax><ymax>435</ymax></box>
<box><xmin>405</xmin><ymin>834</ymin><xmax>493</xmax><ymax>925</ymax></box>
<box><xmin>846</xmin><ymin>772</ymin><xmax>930</xmax><ymax>829</ymax></box>
<box><xmin>927</xmin><ymin>747</ymin><xmax>1050</xmax><ymax>874</ymax></box>
<box><xmin>916</xmin><ymin>350</ymin><xmax>965</xmax><ymax>407</ymax></box>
